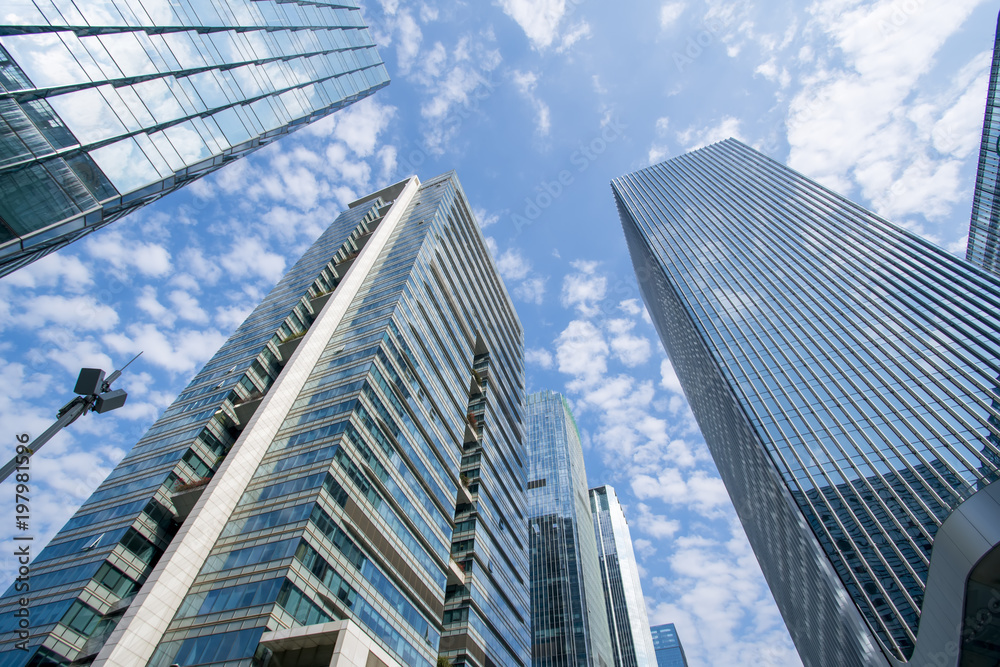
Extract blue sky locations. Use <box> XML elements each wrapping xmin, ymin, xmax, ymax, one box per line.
<box><xmin>0</xmin><ymin>0</ymin><xmax>996</xmax><ymax>665</ymax></box>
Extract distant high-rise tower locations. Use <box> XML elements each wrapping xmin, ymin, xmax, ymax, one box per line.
<box><xmin>526</xmin><ymin>390</ymin><xmax>614</xmax><ymax>667</ymax></box>
<box><xmin>0</xmin><ymin>172</ymin><xmax>529</xmax><ymax>667</ymax></box>
<box><xmin>0</xmin><ymin>0</ymin><xmax>389</xmax><ymax>277</ymax></box>
<box><xmin>967</xmin><ymin>10</ymin><xmax>1000</xmax><ymax>276</ymax></box>
<box><xmin>613</xmin><ymin>138</ymin><xmax>1000</xmax><ymax>667</ymax></box>
<box><xmin>589</xmin><ymin>485</ymin><xmax>656</xmax><ymax>667</ymax></box>
<box><xmin>649</xmin><ymin>624</ymin><xmax>687</xmax><ymax>667</ymax></box>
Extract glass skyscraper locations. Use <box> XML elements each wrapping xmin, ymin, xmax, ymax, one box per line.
<box><xmin>613</xmin><ymin>138</ymin><xmax>1000</xmax><ymax>667</ymax></box>
<box><xmin>589</xmin><ymin>485</ymin><xmax>656</xmax><ymax>667</ymax></box>
<box><xmin>649</xmin><ymin>624</ymin><xmax>687</xmax><ymax>667</ymax></box>
<box><xmin>0</xmin><ymin>0</ymin><xmax>388</xmax><ymax>277</ymax></box>
<box><xmin>967</xmin><ymin>10</ymin><xmax>1000</xmax><ymax>276</ymax></box>
<box><xmin>0</xmin><ymin>172</ymin><xmax>530</xmax><ymax>667</ymax></box>
<box><xmin>526</xmin><ymin>390</ymin><xmax>613</xmax><ymax>667</ymax></box>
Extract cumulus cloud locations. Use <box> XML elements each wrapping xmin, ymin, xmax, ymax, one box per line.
<box><xmin>660</xmin><ymin>2</ymin><xmax>686</xmax><ymax>29</ymax></box>
<box><xmin>633</xmin><ymin>468</ymin><xmax>731</xmax><ymax>516</ymax></box>
<box><xmin>104</xmin><ymin>324</ymin><xmax>227</xmax><ymax>376</ymax></box>
<box><xmin>3</xmin><ymin>253</ymin><xmax>92</xmax><ymax>293</ymax></box>
<box><xmin>497</xmin><ymin>248</ymin><xmax>531</xmax><ymax>281</ymax></box>
<box><xmin>497</xmin><ymin>0</ymin><xmax>571</xmax><ymax>50</ymax></box>
<box><xmin>220</xmin><ymin>237</ymin><xmax>287</xmax><ymax>286</ymax></box>
<box><xmin>677</xmin><ymin>116</ymin><xmax>747</xmax><ymax>152</ymax></box>
<box><xmin>526</xmin><ymin>347</ymin><xmax>554</xmax><ymax>369</ymax></box>
<box><xmin>84</xmin><ymin>231</ymin><xmax>171</xmax><ymax>277</ymax></box>
<box><xmin>635</xmin><ymin>502</ymin><xmax>681</xmax><ymax>539</ymax></box>
<box><xmin>786</xmin><ymin>0</ymin><xmax>985</xmax><ymax>229</ymax></box>
<box><xmin>514</xmin><ymin>277</ymin><xmax>547</xmax><ymax>305</ymax></box>
<box><xmin>555</xmin><ymin>320</ymin><xmax>609</xmax><ymax>385</ymax></box>
<box><xmin>511</xmin><ymin>70</ymin><xmax>552</xmax><ymax>137</ymax></box>
<box><xmin>660</xmin><ymin>358</ymin><xmax>684</xmax><ymax>395</ymax></box>
<box><xmin>496</xmin><ymin>246</ymin><xmax>547</xmax><ymax>305</ymax></box>
<box><xmin>561</xmin><ymin>260</ymin><xmax>607</xmax><ymax>317</ymax></box>
<box><xmin>647</xmin><ymin>522</ymin><xmax>801</xmax><ymax>667</ymax></box>
<box><xmin>606</xmin><ymin>318</ymin><xmax>652</xmax><ymax>367</ymax></box>
<box><xmin>16</xmin><ymin>295</ymin><xmax>119</xmax><ymax>331</ymax></box>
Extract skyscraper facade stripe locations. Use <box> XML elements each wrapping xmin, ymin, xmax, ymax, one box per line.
<box><xmin>527</xmin><ymin>390</ymin><xmax>614</xmax><ymax>667</ymax></box>
<box><xmin>967</xmin><ymin>10</ymin><xmax>1000</xmax><ymax>276</ymax></box>
<box><xmin>613</xmin><ymin>138</ymin><xmax>1000</xmax><ymax>667</ymax></box>
<box><xmin>0</xmin><ymin>172</ymin><xmax>529</xmax><ymax>667</ymax></box>
<box><xmin>589</xmin><ymin>485</ymin><xmax>656</xmax><ymax>667</ymax></box>
<box><xmin>0</xmin><ymin>0</ymin><xmax>388</xmax><ymax>277</ymax></box>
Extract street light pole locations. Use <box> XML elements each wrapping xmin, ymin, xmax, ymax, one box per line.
<box><xmin>0</xmin><ymin>353</ymin><xmax>142</xmax><ymax>483</ymax></box>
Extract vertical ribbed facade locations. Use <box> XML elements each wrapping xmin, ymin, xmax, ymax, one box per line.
<box><xmin>0</xmin><ymin>0</ymin><xmax>389</xmax><ymax>277</ymax></box>
<box><xmin>0</xmin><ymin>172</ymin><xmax>528</xmax><ymax>667</ymax></box>
<box><xmin>967</xmin><ymin>11</ymin><xmax>1000</xmax><ymax>276</ymax></box>
<box><xmin>649</xmin><ymin>624</ymin><xmax>687</xmax><ymax>667</ymax></box>
<box><xmin>612</xmin><ymin>138</ymin><xmax>1000</xmax><ymax>667</ymax></box>
<box><xmin>588</xmin><ymin>486</ymin><xmax>656</xmax><ymax>667</ymax></box>
<box><xmin>526</xmin><ymin>390</ymin><xmax>613</xmax><ymax>667</ymax></box>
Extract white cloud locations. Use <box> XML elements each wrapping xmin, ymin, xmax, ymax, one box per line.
<box><xmin>320</xmin><ymin>98</ymin><xmax>397</xmax><ymax>158</ymax></box>
<box><xmin>497</xmin><ymin>0</ymin><xmax>569</xmax><ymax>50</ymax></box>
<box><xmin>606</xmin><ymin>319</ymin><xmax>652</xmax><ymax>367</ymax></box>
<box><xmin>84</xmin><ymin>231</ymin><xmax>171</xmax><ymax>277</ymax></box>
<box><xmin>3</xmin><ymin>253</ymin><xmax>92</xmax><ymax>293</ymax></box>
<box><xmin>137</xmin><ymin>286</ymin><xmax>174</xmax><ymax>327</ymax></box>
<box><xmin>394</xmin><ymin>10</ymin><xmax>423</xmax><ymax>74</ymax></box>
<box><xmin>220</xmin><ymin>237</ymin><xmax>287</xmax><ymax>285</ymax></box>
<box><xmin>17</xmin><ymin>295</ymin><xmax>119</xmax><ymax>331</ymax></box>
<box><xmin>677</xmin><ymin>116</ymin><xmax>746</xmax><ymax>152</ymax></box>
<box><xmin>181</xmin><ymin>247</ymin><xmax>223</xmax><ymax>285</ymax></box>
<box><xmin>215</xmin><ymin>305</ymin><xmax>251</xmax><ymax>331</ymax></box>
<box><xmin>555</xmin><ymin>320</ymin><xmax>608</xmax><ymax>385</ymax></box>
<box><xmin>497</xmin><ymin>248</ymin><xmax>531</xmax><ymax>281</ymax></box>
<box><xmin>526</xmin><ymin>347</ymin><xmax>554</xmax><ymax>369</ymax></box>
<box><xmin>633</xmin><ymin>468</ymin><xmax>731</xmax><ymax>516</ymax></box>
<box><xmin>104</xmin><ymin>324</ymin><xmax>227</xmax><ymax>376</ymax></box>
<box><xmin>496</xmin><ymin>247</ymin><xmax>546</xmax><ymax>304</ymax></box>
<box><xmin>636</xmin><ymin>502</ymin><xmax>681</xmax><ymax>539</ymax></box>
<box><xmin>634</xmin><ymin>537</ymin><xmax>656</xmax><ymax>559</ymax></box>
<box><xmin>514</xmin><ymin>277</ymin><xmax>546</xmax><ymax>305</ymax></box>
<box><xmin>511</xmin><ymin>70</ymin><xmax>552</xmax><ymax>136</ymax></box>
<box><xmin>561</xmin><ymin>261</ymin><xmax>607</xmax><ymax>316</ymax></box>
<box><xmin>786</xmin><ymin>0</ymin><xmax>985</xmax><ymax>226</ymax></box>
<box><xmin>660</xmin><ymin>358</ymin><xmax>684</xmax><ymax>395</ymax></box>
<box><xmin>473</xmin><ymin>207</ymin><xmax>500</xmax><ymax>228</ymax></box>
<box><xmin>659</xmin><ymin>2</ymin><xmax>686</xmax><ymax>29</ymax></box>
<box><xmin>647</xmin><ymin>521</ymin><xmax>801</xmax><ymax>667</ymax></box>
<box><xmin>168</xmin><ymin>290</ymin><xmax>209</xmax><ymax>324</ymax></box>
<box><xmin>556</xmin><ymin>21</ymin><xmax>592</xmax><ymax>53</ymax></box>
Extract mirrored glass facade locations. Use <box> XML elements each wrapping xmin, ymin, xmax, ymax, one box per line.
<box><xmin>0</xmin><ymin>0</ymin><xmax>388</xmax><ymax>277</ymax></box>
<box><xmin>0</xmin><ymin>172</ymin><xmax>528</xmax><ymax>667</ymax></box>
<box><xmin>527</xmin><ymin>390</ymin><xmax>613</xmax><ymax>667</ymax></box>
<box><xmin>649</xmin><ymin>623</ymin><xmax>687</xmax><ymax>667</ymax></box>
<box><xmin>613</xmin><ymin>138</ymin><xmax>1000</xmax><ymax>667</ymax></box>
<box><xmin>968</xmin><ymin>10</ymin><xmax>1000</xmax><ymax>277</ymax></box>
<box><xmin>589</xmin><ymin>486</ymin><xmax>656</xmax><ymax>667</ymax></box>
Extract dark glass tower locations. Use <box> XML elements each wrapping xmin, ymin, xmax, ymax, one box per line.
<box><xmin>613</xmin><ymin>138</ymin><xmax>1000</xmax><ymax>667</ymax></box>
<box><xmin>0</xmin><ymin>173</ymin><xmax>529</xmax><ymax>667</ymax></box>
<box><xmin>589</xmin><ymin>485</ymin><xmax>656</xmax><ymax>667</ymax></box>
<box><xmin>0</xmin><ymin>0</ymin><xmax>389</xmax><ymax>277</ymax></box>
<box><xmin>967</xmin><ymin>11</ymin><xmax>1000</xmax><ymax>276</ymax></box>
<box><xmin>526</xmin><ymin>390</ymin><xmax>613</xmax><ymax>667</ymax></box>
<box><xmin>649</xmin><ymin>624</ymin><xmax>687</xmax><ymax>667</ymax></box>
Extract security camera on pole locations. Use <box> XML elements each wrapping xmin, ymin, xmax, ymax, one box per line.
<box><xmin>0</xmin><ymin>353</ymin><xmax>141</xmax><ymax>483</ymax></box>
